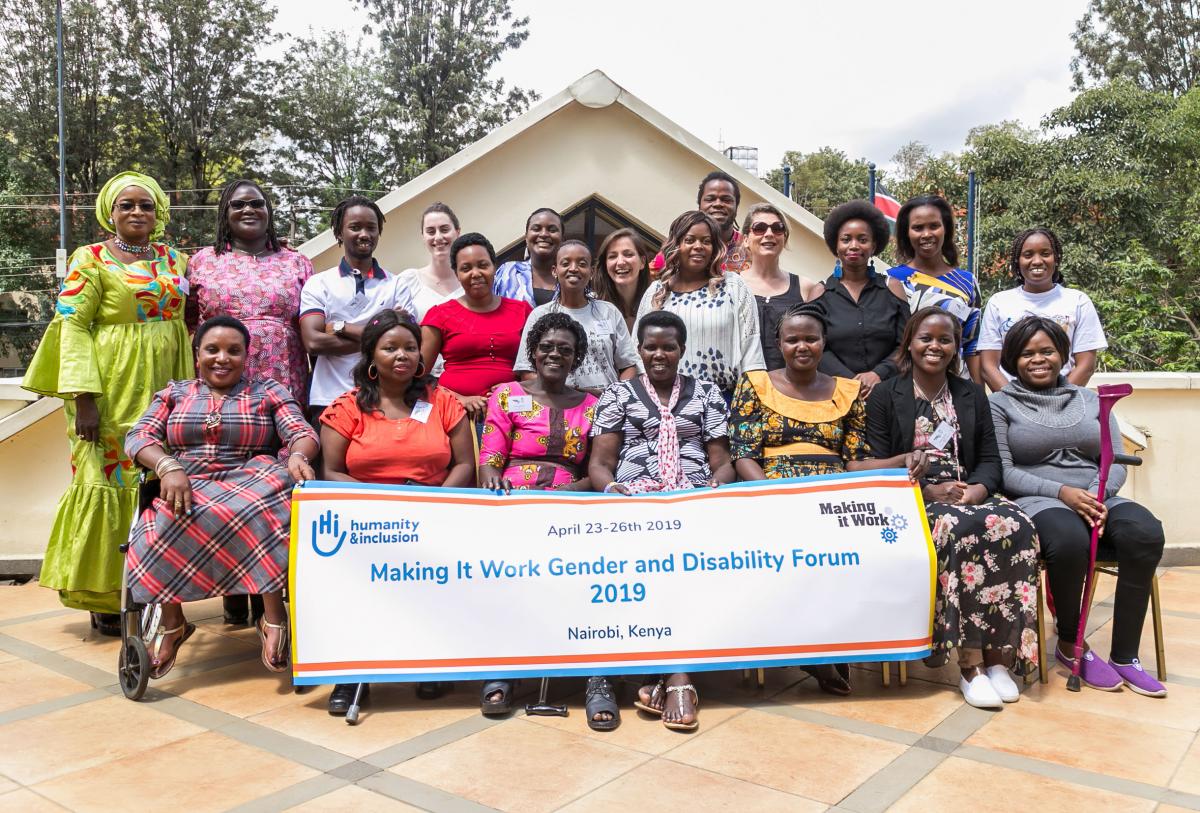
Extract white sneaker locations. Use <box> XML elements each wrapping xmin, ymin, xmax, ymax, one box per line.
<box><xmin>985</xmin><ymin>665</ymin><xmax>1020</xmax><ymax>703</ymax></box>
<box><xmin>959</xmin><ymin>673</ymin><xmax>1004</xmax><ymax>709</ymax></box>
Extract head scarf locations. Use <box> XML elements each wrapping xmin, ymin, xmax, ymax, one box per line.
<box><xmin>95</xmin><ymin>171</ymin><xmax>170</xmax><ymax>242</ymax></box>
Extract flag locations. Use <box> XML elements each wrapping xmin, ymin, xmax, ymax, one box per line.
<box><xmin>874</xmin><ymin>181</ymin><xmax>901</xmax><ymax>223</ymax></box>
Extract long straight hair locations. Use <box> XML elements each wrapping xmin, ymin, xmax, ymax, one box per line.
<box><xmin>591</xmin><ymin>228</ymin><xmax>651</xmax><ymax>319</ymax></box>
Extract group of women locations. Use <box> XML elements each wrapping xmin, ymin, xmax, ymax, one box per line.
<box><xmin>22</xmin><ymin>168</ymin><xmax>1167</xmax><ymax>736</ymax></box>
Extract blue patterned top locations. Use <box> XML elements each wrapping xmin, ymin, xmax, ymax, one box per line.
<box><xmin>888</xmin><ymin>264</ymin><xmax>982</xmax><ymax>360</ymax></box>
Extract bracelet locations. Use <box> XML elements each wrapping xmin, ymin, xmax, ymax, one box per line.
<box><xmin>155</xmin><ymin>456</ymin><xmax>183</xmax><ymax>477</ymax></box>
<box><xmin>602</xmin><ymin>482</ymin><xmax>620</xmax><ymax>493</ymax></box>
<box><xmin>289</xmin><ymin>451</ymin><xmax>310</xmax><ymax>464</ymax></box>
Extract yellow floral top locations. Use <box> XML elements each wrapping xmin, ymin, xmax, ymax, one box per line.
<box><xmin>729</xmin><ymin>370</ymin><xmax>868</xmax><ymax>479</ymax></box>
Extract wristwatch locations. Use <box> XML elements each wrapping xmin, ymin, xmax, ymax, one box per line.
<box><xmin>326</xmin><ymin>319</ymin><xmax>347</xmax><ymax>336</ymax></box>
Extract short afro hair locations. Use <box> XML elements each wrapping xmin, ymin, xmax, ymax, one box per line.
<box><xmin>636</xmin><ymin>309</ymin><xmax>687</xmax><ymax>346</ymax></box>
<box><xmin>1000</xmin><ymin>315</ymin><xmax>1071</xmax><ymax>379</ymax></box>
<box><xmin>450</xmin><ymin>232</ymin><xmax>497</xmax><ymax>269</ymax></box>
<box><xmin>525</xmin><ymin>311</ymin><xmax>587</xmax><ymax>373</ymax></box>
<box><xmin>823</xmin><ymin>200</ymin><xmax>890</xmax><ymax>257</ymax></box>
<box><xmin>194</xmin><ymin>315</ymin><xmax>250</xmax><ymax>352</ymax></box>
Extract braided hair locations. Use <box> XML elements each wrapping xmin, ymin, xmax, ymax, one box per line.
<box><xmin>331</xmin><ymin>195</ymin><xmax>385</xmax><ymax>244</ymax></box>
<box><xmin>525</xmin><ymin>311</ymin><xmax>588</xmax><ymax>373</ymax></box>
<box><xmin>213</xmin><ymin>180</ymin><xmax>281</xmax><ymax>255</ymax></box>
<box><xmin>652</xmin><ymin>211</ymin><xmax>725</xmax><ymax>309</ymax></box>
<box><xmin>352</xmin><ymin>309</ymin><xmax>428</xmax><ymax>413</ymax></box>
<box><xmin>1009</xmin><ymin>227</ymin><xmax>1064</xmax><ymax>285</ymax></box>
<box><xmin>775</xmin><ymin>300</ymin><xmax>829</xmax><ymax>340</ymax></box>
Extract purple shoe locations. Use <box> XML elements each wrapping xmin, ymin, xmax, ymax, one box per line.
<box><xmin>1108</xmin><ymin>659</ymin><xmax>1167</xmax><ymax>698</ymax></box>
<box><xmin>1055</xmin><ymin>647</ymin><xmax>1122</xmax><ymax>691</ymax></box>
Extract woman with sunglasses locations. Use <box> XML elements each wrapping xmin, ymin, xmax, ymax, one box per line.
<box><xmin>739</xmin><ymin>204</ymin><xmax>823</xmax><ymax>370</ymax></box>
<box><xmin>186</xmin><ymin>179</ymin><xmax>314</xmax><ymax>624</ymax></box>
<box><xmin>23</xmin><ymin>171</ymin><xmax>193</xmax><ymax>631</ymax></box>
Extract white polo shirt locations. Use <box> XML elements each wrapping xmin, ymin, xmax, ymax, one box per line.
<box><xmin>300</xmin><ymin>259</ymin><xmax>415</xmax><ymax>406</ymax></box>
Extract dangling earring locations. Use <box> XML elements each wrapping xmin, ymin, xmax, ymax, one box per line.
<box><xmin>367</xmin><ymin>363</ymin><xmax>378</xmax><ymax>380</ymax></box>
<box><xmin>415</xmin><ymin>360</ymin><xmax>427</xmax><ymax>378</ymax></box>
<box><xmin>833</xmin><ymin>259</ymin><xmax>843</xmax><ymax>279</ymax></box>
<box><xmin>867</xmin><ymin>261</ymin><xmax>876</xmax><ymax>275</ymax></box>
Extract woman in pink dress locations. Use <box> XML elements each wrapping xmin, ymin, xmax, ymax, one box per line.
<box><xmin>186</xmin><ymin>179</ymin><xmax>313</xmax><ymax>624</ymax></box>
<box><xmin>187</xmin><ymin>180</ymin><xmax>313</xmax><ymax>405</ymax></box>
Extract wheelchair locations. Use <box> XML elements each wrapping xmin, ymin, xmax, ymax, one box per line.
<box><xmin>116</xmin><ymin>474</ymin><xmax>161</xmax><ymax>701</ymax></box>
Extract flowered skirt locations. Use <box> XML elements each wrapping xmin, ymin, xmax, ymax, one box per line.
<box><xmin>926</xmin><ymin>497</ymin><xmax>1040</xmax><ymax>664</ymax></box>
<box><xmin>126</xmin><ymin>456</ymin><xmax>295</xmax><ymax>603</ymax></box>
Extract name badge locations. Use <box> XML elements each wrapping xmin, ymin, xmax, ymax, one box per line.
<box><xmin>409</xmin><ymin>400</ymin><xmax>432</xmax><ymax>423</ymax></box>
<box><xmin>507</xmin><ymin>394</ymin><xmax>533</xmax><ymax>413</ymax></box>
<box><xmin>929</xmin><ymin>421</ymin><xmax>954</xmax><ymax>450</ymax></box>
<box><xmin>348</xmin><ymin>292</ymin><xmax>368</xmax><ymax>314</ymax></box>
<box><xmin>944</xmin><ymin>297</ymin><xmax>971</xmax><ymax>322</ymax></box>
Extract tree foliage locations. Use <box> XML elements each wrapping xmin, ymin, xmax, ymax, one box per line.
<box><xmin>358</xmin><ymin>0</ymin><xmax>537</xmax><ymax>179</ymax></box>
<box><xmin>764</xmin><ymin>148</ymin><xmax>872</xmax><ymax>220</ymax></box>
<box><xmin>1071</xmin><ymin>0</ymin><xmax>1200</xmax><ymax>95</ymax></box>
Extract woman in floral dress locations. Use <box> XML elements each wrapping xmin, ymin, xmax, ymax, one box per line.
<box><xmin>865</xmin><ymin>307</ymin><xmax>1040</xmax><ymax>710</ymax></box>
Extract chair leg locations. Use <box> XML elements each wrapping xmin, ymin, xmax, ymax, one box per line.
<box><xmin>1035</xmin><ymin>569</ymin><xmax>1048</xmax><ymax>684</ymax></box>
<box><xmin>1150</xmin><ymin>573</ymin><xmax>1167</xmax><ymax>681</ymax></box>
<box><xmin>1081</xmin><ymin>566</ymin><xmax>1102</xmax><ymax>638</ymax></box>
<box><xmin>756</xmin><ymin>668</ymin><xmax>765</xmax><ymax>689</ymax></box>
<box><xmin>899</xmin><ymin>660</ymin><xmax>907</xmax><ymax>687</ymax></box>
<box><xmin>881</xmin><ymin>662</ymin><xmax>890</xmax><ymax>687</ymax></box>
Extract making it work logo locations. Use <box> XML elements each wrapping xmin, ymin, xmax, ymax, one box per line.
<box><xmin>819</xmin><ymin>500</ymin><xmax>908</xmax><ymax>545</ymax></box>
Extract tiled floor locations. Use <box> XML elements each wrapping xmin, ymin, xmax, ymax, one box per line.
<box><xmin>1</xmin><ymin>569</ymin><xmax>1199</xmax><ymax>812</ymax></box>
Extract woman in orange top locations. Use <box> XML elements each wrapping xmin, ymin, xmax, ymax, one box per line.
<box><xmin>319</xmin><ymin>308</ymin><xmax>475</xmax><ymax>714</ymax></box>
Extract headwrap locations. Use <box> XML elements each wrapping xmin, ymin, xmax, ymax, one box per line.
<box><xmin>95</xmin><ymin>171</ymin><xmax>170</xmax><ymax>242</ymax></box>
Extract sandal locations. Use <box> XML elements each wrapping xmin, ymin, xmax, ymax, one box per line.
<box><xmin>90</xmin><ymin>612</ymin><xmax>121</xmax><ymax>637</ymax></box>
<box><xmin>148</xmin><ymin>621</ymin><xmax>195</xmax><ymax>680</ymax></box>
<box><xmin>662</xmin><ymin>683</ymin><xmax>699</xmax><ymax>731</ymax></box>
<box><xmin>257</xmin><ymin>616</ymin><xmax>289</xmax><ymax>673</ymax></box>
<box><xmin>480</xmin><ymin>680</ymin><xmax>514</xmax><ymax>715</ymax></box>
<box><xmin>585</xmin><ymin>676</ymin><xmax>620</xmax><ymax>731</ymax></box>
<box><xmin>633</xmin><ymin>679</ymin><xmax>665</xmax><ymax>716</ymax></box>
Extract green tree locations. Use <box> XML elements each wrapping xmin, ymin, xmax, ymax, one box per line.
<box><xmin>267</xmin><ymin>33</ymin><xmax>396</xmax><ymax>243</ymax></box>
<box><xmin>764</xmin><ymin>148</ymin><xmax>871</xmax><ymax>219</ymax></box>
<box><xmin>1071</xmin><ymin>0</ymin><xmax>1200</xmax><ymax>95</ymax></box>
<box><xmin>113</xmin><ymin>0</ymin><xmax>279</xmax><ymax>248</ymax></box>
<box><xmin>358</xmin><ymin>0</ymin><xmax>537</xmax><ymax>179</ymax></box>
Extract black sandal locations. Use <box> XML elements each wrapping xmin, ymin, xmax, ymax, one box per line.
<box><xmin>585</xmin><ymin>676</ymin><xmax>620</xmax><ymax>731</ymax></box>
<box><xmin>810</xmin><ymin>664</ymin><xmax>851</xmax><ymax>697</ymax></box>
<box><xmin>480</xmin><ymin>680</ymin><xmax>514</xmax><ymax>715</ymax></box>
<box><xmin>90</xmin><ymin>612</ymin><xmax>121</xmax><ymax>637</ymax></box>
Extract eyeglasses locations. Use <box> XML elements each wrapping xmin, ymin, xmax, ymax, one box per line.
<box><xmin>536</xmin><ymin>342</ymin><xmax>575</xmax><ymax>356</ymax></box>
<box><xmin>114</xmin><ymin>201</ymin><xmax>156</xmax><ymax>213</ymax></box>
<box><xmin>750</xmin><ymin>221</ymin><xmax>786</xmax><ymax>235</ymax></box>
<box><xmin>229</xmin><ymin>199</ymin><xmax>267</xmax><ymax>211</ymax></box>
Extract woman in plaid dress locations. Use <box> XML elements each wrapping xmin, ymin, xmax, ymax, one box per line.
<box><xmin>125</xmin><ymin>316</ymin><xmax>319</xmax><ymax>678</ymax></box>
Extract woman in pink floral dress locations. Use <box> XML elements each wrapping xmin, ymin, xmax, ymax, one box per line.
<box><xmin>187</xmin><ymin>180</ymin><xmax>312</xmax><ymax>405</ymax></box>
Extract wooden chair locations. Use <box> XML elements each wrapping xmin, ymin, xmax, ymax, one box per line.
<box><xmin>1081</xmin><ymin>561</ymin><xmax>1167</xmax><ymax>680</ymax></box>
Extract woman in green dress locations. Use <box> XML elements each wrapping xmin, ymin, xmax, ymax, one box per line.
<box><xmin>23</xmin><ymin>171</ymin><xmax>193</xmax><ymax>632</ymax></box>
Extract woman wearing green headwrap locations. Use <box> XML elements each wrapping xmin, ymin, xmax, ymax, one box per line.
<box><xmin>23</xmin><ymin>171</ymin><xmax>193</xmax><ymax>631</ymax></box>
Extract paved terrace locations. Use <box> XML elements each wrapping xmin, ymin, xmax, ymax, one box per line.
<box><xmin>1</xmin><ymin>570</ymin><xmax>1199</xmax><ymax>813</ymax></box>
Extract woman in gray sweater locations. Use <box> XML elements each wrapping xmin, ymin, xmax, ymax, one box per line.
<box><xmin>990</xmin><ymin>316</ymin><xmax>1165</xmax><ymax>697</ymax></box>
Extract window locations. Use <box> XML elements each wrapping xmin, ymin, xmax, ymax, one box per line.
<box><xmin>496</xmin><ymin>197</ymin><xmax>662</xmax><ymax>265</ymax></box>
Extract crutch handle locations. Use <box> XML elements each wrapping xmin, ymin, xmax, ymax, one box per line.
<box><xmin>1112</xmin><ymin>453</ymin><xmax>1142</xmax><ymax>467</ymax></box>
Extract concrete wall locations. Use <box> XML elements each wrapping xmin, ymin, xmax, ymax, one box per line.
<box><xmin>306</xmin><ymin>101</ymin><xmax>834</xmax><ymax>283</ymax></box>
<box><xmin>0</xmin><ymin>396</ymin><xmax>69</xmax><ymax>573</ymax></box>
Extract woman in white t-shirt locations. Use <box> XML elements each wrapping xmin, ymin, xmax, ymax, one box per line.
<box><xmin>396</xmin><ymin>203</ymin><xmax>464</xmax><ymax>379</ymax></box>
<box><xmin>979</xmin><ymin>228</ymin><xmax>1106</xmax><ymax>392</ymax></box>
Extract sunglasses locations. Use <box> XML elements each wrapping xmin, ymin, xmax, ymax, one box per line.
<box><xmin>536</xmin><ymin>342</ymin><xmax>575</xmax><ymax>356</ymax></box>
<box><xmin>229</xmin><ymin>199</ymin><xmax>268</xmax><ymax>211</ymax></box>
<box><xmin>750</xmin><ymin>221</ymin><xmax>786</xmax><ymax>235</ymax></box>
<box><xmin>114</xmin><ymin>201</ymin><xmax>156</xmax><ymax>213</ymax></box>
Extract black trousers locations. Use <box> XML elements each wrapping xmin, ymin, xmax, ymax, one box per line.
<box><xmin>1034</xmin><ymin>502</ymin><xmax>1164</xmax><ymax>662</ymax></box>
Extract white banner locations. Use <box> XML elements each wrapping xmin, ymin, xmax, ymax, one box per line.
<box><xmin>288</xmin><ymin>471</ymin><xmax>935</xmax><ymax>684</ymax></box>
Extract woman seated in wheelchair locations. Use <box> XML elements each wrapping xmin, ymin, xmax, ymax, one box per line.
<box><xmin>125</xmin><ymin>316</ymin><xmax>319</xmax><ymax>679</ymax></box>
<box><xmin>990</xmin><ymin>316</ymin><xmax>1166</xmax><ymax>697</ymax></box>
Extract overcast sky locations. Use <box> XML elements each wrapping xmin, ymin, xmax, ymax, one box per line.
<box><xmin>275</xmin><ymin>0</ymin><xmax>1089</xmax><ymax>174</ymax></box>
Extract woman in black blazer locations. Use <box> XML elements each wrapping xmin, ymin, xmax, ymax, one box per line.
<box><xmin>866</xmin><ymin>307</ymin><xmax>1039</xmax><ymax>710</ymax></box>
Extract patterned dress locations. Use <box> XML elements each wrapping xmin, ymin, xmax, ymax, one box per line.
<box><xmin>590</xmin><ymin>376</ymin><xmax>728</xmax><ymax>487</ymax></box>
<box><xmin>479</xmin><ymin>382</ymin><xmax>598</xmax><ymax>489</ymax></box>
<box><xmin>914</xmin><ymin>391</ymin><xmax>1040</xmax><ymax>665</ymax></box>
<box><xmin>634</xmin><ymin>273</ymin><xmax>765</xmax><ymax>398</ymax></box>
<box><xmin>124</xmin><ymin>378</ymin><xmax>316</xmax><ymax>603</ymax></box>
<box><xmin>888</xmin><ymin>264</ymin><xmax>982</xmax><ymax>372</ymax></box>
<box><xmin>186</xmin><ymin>247</ymin><xmax>313</xmax><ymax>404</ymax></box>
<box><xmin>729</xmin><ymin>371</ymin><xmax>868</xmax><ymax>478</ymax></box>
<box><xmin>23</xmin><ymin>243</ymin><xmax>192</xmax><ymax>613</ymax></box>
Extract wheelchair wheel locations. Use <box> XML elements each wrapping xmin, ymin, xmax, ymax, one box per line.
<box><xmin>119</xmin><ymin>636</ymin><xmax>151</xmax><ymax>700</ymax></box>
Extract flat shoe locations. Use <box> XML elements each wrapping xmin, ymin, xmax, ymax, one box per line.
<box><xmin>985</xmin><ymin>665</ymin><xmax>1020</xmax><ymax>703</ymax></box>
<box><xmin>959</xmin><ymin>673</ymin><xmax>1003</xmax><ymax>709</ymax></box>
<box><xmin>1109</xmin><ymin>658</ymin><xmax>1167</xmax><ymax>698</ymax></box>
<box><xmin>1055</xmin><ymin>647</ymin><xmax>1121</xmax><ymax>691</ymax></box>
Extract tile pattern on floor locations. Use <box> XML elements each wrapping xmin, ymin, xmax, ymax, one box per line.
<box><xmin>2</xmin><ymin>572</ymin><xmax>1200</xmax><ymax>812</ymax></box>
